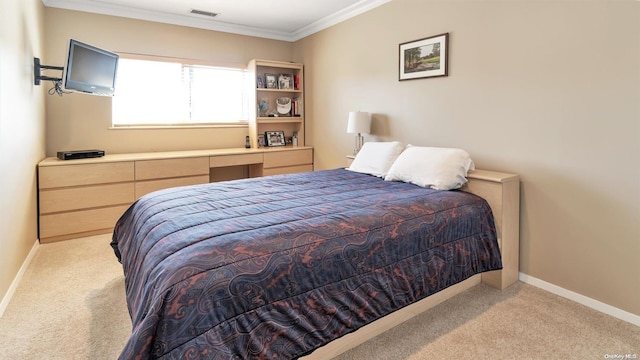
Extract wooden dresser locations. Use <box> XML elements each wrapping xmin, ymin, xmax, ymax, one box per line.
<box><xmin>38</xmin><ymin>147</ymin><xmax>313</xmax><ymax>243</ymax></box>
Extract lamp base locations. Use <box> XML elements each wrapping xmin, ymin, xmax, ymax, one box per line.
<box><xmin>353</xmin><ymin>133</ymin><xmax>364</xmax><ymax>155</ymax></box>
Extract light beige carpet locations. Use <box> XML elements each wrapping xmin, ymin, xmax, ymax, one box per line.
<box><xmin>0</xmin><ymin>235</ymin><xmax>638</xmax><ymax>359</ymax></box>
<box><xmin>0</xmin><ymin>235</ymin><xmax>130</xmax><ymax>360</ymax></box>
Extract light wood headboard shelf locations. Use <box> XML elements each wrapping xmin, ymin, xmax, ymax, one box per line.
<box><xmin>465</xmin><ymin>169</ymin><xmax>520</xmax><ymax>290</ymax></box>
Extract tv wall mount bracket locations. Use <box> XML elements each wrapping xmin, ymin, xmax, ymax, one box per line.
<box><xmin>34</xmin><ymin>57</ymin><xmax>63</xmax><ymax>85</ymax></box>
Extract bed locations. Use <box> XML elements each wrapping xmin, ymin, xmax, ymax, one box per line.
<box><xmin>111</xmin><ymin>145</ymin><xmax>519</xmax><ymax>360</ymax></box>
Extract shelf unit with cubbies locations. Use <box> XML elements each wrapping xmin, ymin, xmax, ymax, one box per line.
<box><xmin>248</xmin><ymin>59</ymin><xmax>305</xmax><ymax>149</ymax></box>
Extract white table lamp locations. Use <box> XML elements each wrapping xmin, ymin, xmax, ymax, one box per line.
<box><xmin>347</xmin><ymin>111</ymin><xmax>371</xmax><ymax>155</ymax></box>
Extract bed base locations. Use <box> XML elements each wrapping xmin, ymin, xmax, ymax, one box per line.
<box><xmin>302</xmin><ymin>169</ymin><xmax>520</xmax><ymax>359</ymax></box>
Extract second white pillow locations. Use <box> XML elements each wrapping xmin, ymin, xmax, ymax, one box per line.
<box><xmin>384</xmin><ymin>146</ymin><xmax>475</xmax><ymax>190</ymax></box>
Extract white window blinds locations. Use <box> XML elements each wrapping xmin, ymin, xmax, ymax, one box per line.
<box><xmin>112</xmin><ymin>57</ymin><xmax>248</xmax><ymax>127</ymax></box>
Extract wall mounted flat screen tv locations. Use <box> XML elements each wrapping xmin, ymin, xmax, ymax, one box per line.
<box><xmin>63</xmin><ymin>39</ymin><xmax>119</xmax><ymax>96</ymax></box>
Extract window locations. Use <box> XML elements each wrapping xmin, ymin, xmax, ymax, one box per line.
<box><xmin>112</xmin><ymin>57</ymin><xmax>248</xmax><ymax>127</ymax></box>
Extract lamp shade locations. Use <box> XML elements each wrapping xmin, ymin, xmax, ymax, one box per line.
<box><xmin>347</xmin><ymin>111</ymin><xmax>371</xmax><ymax>134</ymax></box>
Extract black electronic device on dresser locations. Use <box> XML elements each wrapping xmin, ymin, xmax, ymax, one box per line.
<box><xmin>57</xmin><ymin>149</ymin><xmax>105</xmax><ymax>160</ymax></box>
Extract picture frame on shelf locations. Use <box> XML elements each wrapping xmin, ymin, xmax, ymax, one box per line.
<box><xmin>256</xmin><ymin>75</ymin><xmax>264</xmax><ymax>88</ymax></box>
<box><xmin>265</xmin><ymin>131</ymin><xmax>286</xmax><ymax>147</ymax></box>
<box><xmin>399</xmin><ymin>33</ymin><xmax>449</xmax><ymax>81</ymax></box>
<box><xmin>265</xmin><ymin>73</ymin><xmax>278</xmax><ymax>89</ymax></box>
<box><xmin>278</xmin><ymin>73</ymin><xmax>293</xmax><ymax>89</ymax></box>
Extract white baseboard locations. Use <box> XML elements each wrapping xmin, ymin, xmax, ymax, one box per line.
<box><xmin>0</xmin><ymin>239</ymin><xmax>40</xmax><ymax>318</ymax></box>
<box><xmin>519</xmin><ymin>273</ymin><xmax>640</xmax><ymax>327</ymax></box>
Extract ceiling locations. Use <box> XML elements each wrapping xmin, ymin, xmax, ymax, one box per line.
<box><xmin>41</xmin><ymin>0</ymin><xmax>391</xmax><ymax>42</ymax></box>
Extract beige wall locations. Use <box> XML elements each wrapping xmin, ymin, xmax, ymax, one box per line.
<box><xmin>43</xmin><ymin>8</ymin><xmax>294</xmax><ymax>156</ymax></box>
<box><xmin>0</xmin><ymin>0</ymin><xmax>46</xmax><ymax>307</ymax></box>
<box><xmin>295</xmin><ymin>0</ymin><xmax>640</xmax><ymax>316</ymax></box>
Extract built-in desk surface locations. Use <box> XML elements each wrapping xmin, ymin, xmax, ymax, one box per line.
<box><xmin>39</xmin><ymin>146</ymin><xmax>312</xmax><ymax>165</ymax></box>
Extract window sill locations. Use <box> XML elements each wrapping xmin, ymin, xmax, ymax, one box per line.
<box><xmin>109</xmin><ymin>123</ymin><xmax>248</xmax><ymax>130</ymax></box>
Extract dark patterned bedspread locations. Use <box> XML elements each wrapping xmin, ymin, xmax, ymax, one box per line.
<box><xmin>111</xmin><ymin>168</ymin><xmax>502</xmax><ymax>360</ymax></box>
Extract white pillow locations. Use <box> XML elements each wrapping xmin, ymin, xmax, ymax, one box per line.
<box><xmin>384</xmin><ymin>146</ymin><xmax>475</xmax><ymax>190</ymax></box>
<box><xmin>347</xmin><ymin>141</ymin><xmax>405</xmax><ymax>177</ymax></box>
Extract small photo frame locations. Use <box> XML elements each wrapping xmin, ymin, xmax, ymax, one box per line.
<box><xmin>256</xmin><ymin>75</ymin><xmax>264</xmax><ymax>88</ymax></box>
<box><xmin>265</xmin><ymin>131</ymin><xmax>286</xmax><ymax>147</ymax></box>
<box><xmin>278</xmin><ymin>74</ymin><xmax>293</xmax><ymax>89</ymax></box>
<box><xmin>399</xmin><ymin>33</ymin><xmax>449</xmax><ymax>81</ymax></box>
<box><xmin>265</xmin><ymin>73</ymin><xmax>278</xmax><ymax>89</ymax></box>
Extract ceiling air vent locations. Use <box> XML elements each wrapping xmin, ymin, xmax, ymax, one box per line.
<box><xmin>189</xmin><ymin>9</ymin><xmax>219</xmax><ymax>18</ymax></box>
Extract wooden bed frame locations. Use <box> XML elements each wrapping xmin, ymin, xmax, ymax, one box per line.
<box><xmin>303</xmin><ymin>169</ymin><xmax>520</xmax><ymax>359</ymax></box>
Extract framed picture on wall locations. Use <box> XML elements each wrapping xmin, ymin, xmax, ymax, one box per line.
<box><xmin>399</xmin><ymin>33</ymin><xmax>449</xmax><ymax>81</ymax></box>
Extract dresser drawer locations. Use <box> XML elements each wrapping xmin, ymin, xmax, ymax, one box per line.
<box><xmin>263</xmin><ymin>149</ymin><xmax>313</xmax><ymax>169</ymax></box>
<box><xmin>39</xmin><ymin>162</ymin><xmax>134</xmax><ymax>189</ymax></box>
<box><xmin>135</xmin><ymin>175</ymin><xmax>210</xmax><ymax>198</ymax></box>
<box><xmin>39</xmin><ymin>205</ymin><xmax>130</xmax><ymax>241</ymax></box>
<box><xmin>40</xmin><ymin>183</ymin><xmax>134</xmax><ymax>214</ymax></box>
<box><xmin>135</xmin><ymin>157</ymin><xmax>209</xmax><ymax>180</ymax></box>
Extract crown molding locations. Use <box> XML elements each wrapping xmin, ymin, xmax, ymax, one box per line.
<box><xmin>41</xmin><ymin>0</ymin><xmax>391</xmax><ymax>42</ymax></box>
<box><xmin>291</xmin><ymin>0</ymin><xmax>391</xmax><ymax>41</ymax></box>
